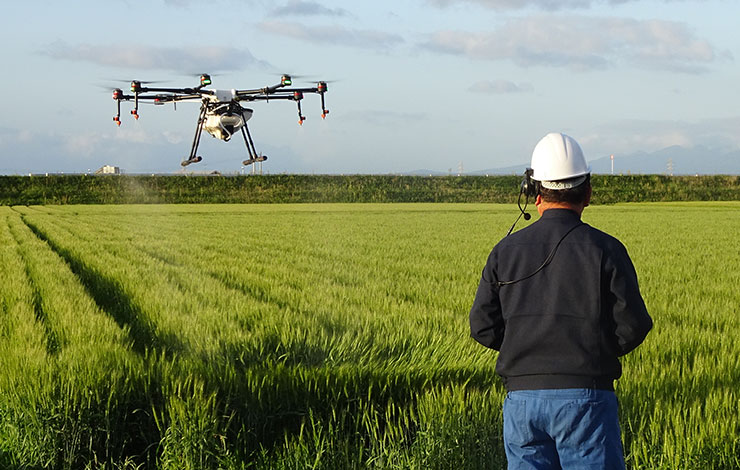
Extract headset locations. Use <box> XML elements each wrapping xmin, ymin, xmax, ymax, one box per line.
<box><xmin>506</xmin><ymin>168</ymin><xmax>538</xmax><ymax>236</ymax></box>
<box><xmin>497</xmin><ymin>168</ymin><xmax>584</xmax><ymax>287</ymax></box>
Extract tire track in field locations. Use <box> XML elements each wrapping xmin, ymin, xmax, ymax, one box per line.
<box><xmin>5</xmin><ymin>215</ymin><xmax>60</xmax><ymax>356</ymax></box>
<box><xmin>19</xmin><ymin>216</ymin><xmax>168</xmax><ymax>356</ymax></box>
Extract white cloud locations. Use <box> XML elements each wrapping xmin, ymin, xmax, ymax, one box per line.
<box><xmin>582</xmin><ymin>117</ymin><xmax>740</xmax><ymax>155</ymax></box>
<box><xmin>64</xmin><ymin>132</ymin><xmax>104</xmax><ymax>156</ymax></box>
<box><xmin>41</xmin><ymin>41</ymin><xmax>270</xmax><ymax>72</ymax></box>
<box><xmin>0</xmin><ymin>127</ymin><xmax>189</xmax><ymax>174</ymax></box>
<box><xmin>18</xmin><ymin>130</ymin><xmax>34</xmax><ymax>143</ymax></box>
<box><xmin>61</xmin><ymin>128</ymin><xmax>171</xmax><ymax>157</ymax></box>
<box><xmin>270</xmin><ymin>1</ymin><xmax>351</xmax><ymax>17</ymax></box>
<box><xmin>421</xmin><ymin>16</ymin><xmax>722</xmax><ymax>73</ymax></box>
<box><xmin>257</xmin><ymin>21</ymin><xmax>404</xmax><ymax>51</ymax></box>
<box><xmin>162</xmin><ymin>131</ymin><xmax>185</xmax><ymax>145</ymax></box>
<box><xmin>112</xmin><ymin>128</ymin><xmax>160</xmax><ymax>145</ymax></box>
<box><xmin>426</xmin><ymin>0</ymin><xmax>700</xmax><ymax>11</ymax></box>
<box><xmin>468</xmin><ymin>80</ymin><xmax>534</xmax><ymax>93</ymax></box>
<box><xmin>342</xmin><ymin>109</ymin><xmax>428</xmax><ymax>126</ymax></box>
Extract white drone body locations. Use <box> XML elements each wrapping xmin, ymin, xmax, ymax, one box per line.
<box><xmin>202</xmin><ymin>93</ymin><xmax>254</xmax><ymax>142</ymax></box>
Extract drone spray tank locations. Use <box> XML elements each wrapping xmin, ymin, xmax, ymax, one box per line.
<box><xmin>203</xmin><ymin>108</ymin><xmax>253</xmax><ymax>141</ymax></box>
<box><xmin>201</xmin><ymin>90</ymin><xmax>253</xmax><ymax>141</ymax></box>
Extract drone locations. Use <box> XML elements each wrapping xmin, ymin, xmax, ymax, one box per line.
<box><xmin>111</xmin><ymin>74</ymin><xmax>329</xmax><ymax>167</ymax></box>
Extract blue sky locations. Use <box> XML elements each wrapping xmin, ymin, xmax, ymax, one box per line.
<box><xmin>0</xmin><ymin>0</ymin><xmax>737</xmax><ymax>174</ymax></box>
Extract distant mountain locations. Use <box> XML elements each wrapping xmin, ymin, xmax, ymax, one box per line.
<box><xmin>469</xmin><ymin>145</ymin><xmax>740</xmax><ymax>176</ymax></box>
<box><xmin>589</xmin><ymin>145</ymin><xmax>740</xmax><ymax>175</ymax></box>
<box><xmin>467</xmin><ymin>164</ymin><xmax>526</xmax><ymax>176</ymax></box>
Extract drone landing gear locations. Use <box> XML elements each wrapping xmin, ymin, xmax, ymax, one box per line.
<box><xmin>181</xmin><ymin>156</ymin><xmax>202</xmax><ymax>167</ymax></box>
<box><xmin>182</xmin><ymin>101</ymin><xmax>208</xmax><ymax>167</ymax></box>
<box><xmin>240</xmin><ymin>123</ymin><xmax>267</xmax><ymax>166</ymax></box>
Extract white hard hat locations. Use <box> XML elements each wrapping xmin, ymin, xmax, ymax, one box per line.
<box><xmin>531</xmin><ymin>133</ymin><xmax>590</xmax><ymax>189</ymax></box>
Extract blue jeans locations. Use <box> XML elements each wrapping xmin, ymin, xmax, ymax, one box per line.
<box><xmin>503</xmin><ymin>389</ymin><xmax>625</xmax><ymax>470</ymax></box>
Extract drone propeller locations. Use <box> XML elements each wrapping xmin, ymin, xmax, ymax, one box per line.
<box><xmin>274</xmin><ymin>73</ymin><xmax>321</xmax><ymax>87</ymax></box>
<box><xmin>105</xmin><ymin>79</ymin><xmax>168</xmax><ymax>87</ymax></box>
<box><xmin>277</xmin><ymin>72</ymin><xmax>312</xmax><ymax>80</ymax></box>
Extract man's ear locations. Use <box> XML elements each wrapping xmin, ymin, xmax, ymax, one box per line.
<box><xmin>535</xmin><ymin>194</ymin><xmax>543</xmax><ymax>206</ymax></box>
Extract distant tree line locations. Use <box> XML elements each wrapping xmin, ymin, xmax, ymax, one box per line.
<box><xmin>1</xmin><ymin>174</ymin><xmax>738</xmax><ymax>205</ymax></box>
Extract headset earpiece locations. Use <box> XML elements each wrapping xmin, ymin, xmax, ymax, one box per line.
<box><xmin>521</xmin><ymin>168</ymin><xmax>539</xmax><ymax>198</ymax></box>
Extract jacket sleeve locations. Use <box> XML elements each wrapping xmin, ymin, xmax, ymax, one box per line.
<box><xmin>603</xmin><ymin>243</ymin><xmax>653</xmax><ymax>356</ymax></box>
<box><xmin>469</xmin><ymin>253</ymin><xmax>505</xmax><ymax>350</ymax></box>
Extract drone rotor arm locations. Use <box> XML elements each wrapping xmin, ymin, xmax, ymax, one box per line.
<box><xmin>134</xmin><ymin>93</ymin><xmax>203</xmax><ymax>104</ymax></box>
<box><xmin>234</xmin><ymin>88</ymin><xmax>282</xmax><ymax>100</ymax></box>
<box><xmin>234</xmin><ymin>93</ymin><xmax>296</xmax><ymax>103</ymax></box>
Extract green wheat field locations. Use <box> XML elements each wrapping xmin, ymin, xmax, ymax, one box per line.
<box><xmin>1</xmin><ymin>202</ymin><xmax>738</xmax><ymax>469</ymax></box>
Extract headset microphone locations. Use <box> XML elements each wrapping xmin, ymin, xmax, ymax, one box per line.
<box><xmin>506</xmin><ymin>168</ymin><xmax>537</xmax><ymax>236</ymax></box>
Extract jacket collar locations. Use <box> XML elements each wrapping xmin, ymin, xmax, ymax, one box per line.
<box><xmin>539</xmin><ymin>208</ymin><xmax>582</xmax><ymax>221</ymax></box>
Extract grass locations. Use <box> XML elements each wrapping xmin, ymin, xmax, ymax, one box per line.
<box><xmin>0</xmin><ymin>202</ymin><xmax>738</xmax><ymax>469</ymax></box>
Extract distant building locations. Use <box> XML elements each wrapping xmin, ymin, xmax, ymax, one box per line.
<box><xmin>95</xmin><ymin>165</ymin><xmax>121</xmax><ymax>175</ymax></box>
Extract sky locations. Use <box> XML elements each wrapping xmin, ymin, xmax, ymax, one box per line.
<box><xmin>0</xmin><ymin>0</ymin><xmax>738</xmax><ymax>175</ymax></box>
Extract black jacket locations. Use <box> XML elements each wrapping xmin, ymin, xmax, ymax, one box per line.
<box><xmin>469</xmin><ymin>209</ymin><xmax>652</xmax><ymax>391</ymax></box>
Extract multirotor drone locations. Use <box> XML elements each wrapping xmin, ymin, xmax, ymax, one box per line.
<box><xmin>111</xmin><ymin>74</ymin><xmax>329</xmax><ymax>167</ymax></box>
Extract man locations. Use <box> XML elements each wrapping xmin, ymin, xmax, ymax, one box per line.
<box><xmin>469</xmin><ymin>132</ymin><xmax>653</xmax><ymax>469</ymax></box>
